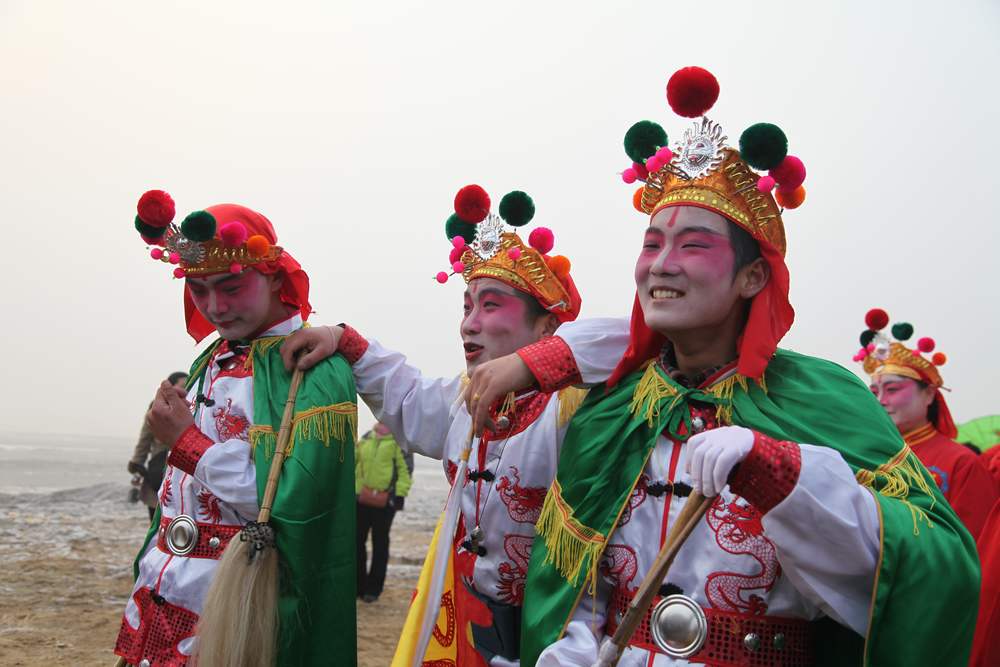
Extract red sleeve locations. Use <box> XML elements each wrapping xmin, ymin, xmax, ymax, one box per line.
<box><xmin>516</xmin><ymin>335</ymin><xmax>582</xmax><ymax>394</ymax></box>
<box><xmin>167</xmin><ymin>425</ymin><xmax>215</xmax><ymax>475</ymax></box>
<box><xmin>729</xmin><ymin>431</ymin><xmax>802</xmax><ymax>514</ymax></box>
<box><xmin>947</xmin><ymin>456</ymin><xmax>998</xmax><ymax>540</ymax></box>
<box><xmin>337</xmin><ymin>325</ymin><xmax>369</xmax><ymax>365</ymax></box>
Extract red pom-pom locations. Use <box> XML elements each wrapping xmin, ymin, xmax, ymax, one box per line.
<box><xmin>547</xmin><ymin>255</ymin><xmax>571</xmax><ymax>279</ymax></box>
<box><xmin>150</xmin><ymin>248</ymin><xmax>164</xmax><ymax>260</ymax></box>
<box><xmin>454</xmin><ymin>185</ymin><xmax>491</xmax><ymax>223</ymax></box>
<box><xmin>770</xmin><ymin>155</ymin><xmax>807</xmax><ymax>191</ymax></box>
<box><xmin>141</xmin><ymin>233</ymin><xmax>166</xmax><ymax>247</ymax></box>
<box><xmin>865</xmin><ymin>308</ymin><xmax>889</xmax><ymax>330</ymax></box>
<box><xmin>449</xmin><ymin>246</ymin><xmax>465</xmax><ymax>264</ymax></box>
<box><xmin>173</xmin><ymin>267</ymin><xmax>185</xmax><ymax>279</ymax></box>
<box><xmin>168</xmin><ymin>252</ymin><xmax>180</xmax><ymax>265</ymax></box>
<box><xmin>621</xmin><ymin>168</ymin><xmax>637</xmax><ymax>184</ymax></box>
<box><xmin>632</xmin><ymin>161</ymin><xmax>649</xmax><ymax>180</ymax></box>
<box><xmin>917</xmin><ymin>337</ymin><xmax>936</xmax><ymax>353</ymax></box>
<box><xmin>528</xmin><ymin>227</ymin><xmax>555</xmax><ymax>254</ymax></box>
<box><xmin>229</xmin><ymin>263</ymin><xmax>243</xmax><ymax>274</ymax></box>
<box><xmin>246</xmin><ymin>235</ymin><xmax>270</xmax><ymax>258</ymax></box>
<box><xmin>507</xmin><ymin>247</ymin><xmax>522</xmax><ymax>261</ymax></box>
<box><xmin>666</xmin><ymin>67</ymin><xmax>720</xmax><ymax>118</ymax></box>
<box><xmin>219</xmin><ymin>221</ymin><xmax>249</xmax><ymax>248</ymax></box>
<box><xmin>757</xmin><ymin>176</ymin><xmax>776</xmax><ymax>193</ymax></box>
<box><xmin>932</xmin><ymin>352</ymin><xmax>947</xmax><ymax>366</ymax></box>
<box><xmin>452</xmin><ymin>261</ymin><xmax>465</xmax><ymax>273</ymax></box>
<box><xmin>435</xmin><ymin>271</ymin><xmax>449</xmax><ymax>284</ymax></box>
<box><xmin>137</xmin><ymin>190</ymin><xmax>175</xmax><ymax>227</ymax></box>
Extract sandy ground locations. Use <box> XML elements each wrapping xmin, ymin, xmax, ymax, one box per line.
<box><xmin>0</xmin><ymin>442</ymin><xmax>446</xmax><ymax>667</ymax></box>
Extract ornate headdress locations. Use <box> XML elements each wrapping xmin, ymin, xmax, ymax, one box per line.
<box><xmin>435</xmin><ymin>185</ymin><xmax>581</xmax><ymax>322</ymax></box>
<box><xmin>854</xmin><ymin>308</ymin><xmax>956</xmax><ymax>437</ymax></box>
<box><xmin>608</xmin><ymin>67</ymin><xmax>806</xmax><ymax>384</ymax></box>
<box><xmin>132</xmin><ymin>190</ymin><xmax>311</xmax><ymax>342</ymax></box>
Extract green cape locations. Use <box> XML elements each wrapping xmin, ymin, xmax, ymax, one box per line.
<box><xmin>134</xmin><ymin>335</ymin><xmax>359</xmax><ymax>666</ymax></box>
<box><xmin>521</xmin><ymin>349</ymin><xmax>979</xmax><ymax>666</ymax></box>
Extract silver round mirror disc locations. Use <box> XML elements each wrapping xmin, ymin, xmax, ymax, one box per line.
<box><xmin>650</xmin><ymin>594</ymin><xmax>708</xmax><ymax>658</ymax></box>
<box><xmin>166</xmin><ymin>514</ymin><xmax>198</xmax><ymax>556</ymax></box>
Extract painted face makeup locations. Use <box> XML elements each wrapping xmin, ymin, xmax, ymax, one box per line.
<box><xmin>635</xmin><ymin>205</ymin><xmax>746</xmax><ymax>338</ymax></box>
<box><xmin>870</xmin><ymin>374</ymin><xmax>934</xmax><ymax>433</ymax></box>
<box><xmin>186</xmin><ymin>270</ymin><xmax>276</xmax><ymax>341</ymax></box>
<box><xmin>460</xmin><ymin>278</ymin><xmax>545</xmax><ymax>372</ymax></box>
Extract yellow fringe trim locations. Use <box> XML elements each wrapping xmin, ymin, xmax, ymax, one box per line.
<box><xmin>629</xmin><ymin>362</ymin><xmax>680</xmax><ymax>426</ymax></box>
<box><xmin>243</xmin><ymin>335</ymin><xmax>287</xmax><ymax>370</ymax></box>
<box><xmin>249</xmin><ymin>402</ymin><xmax>358</xmax><ymax>462</ymax></box>
<box><xmin>703</xmin><ymin>373</ymin><xmax>749</xmax><ymax>424</ymax></box>
<box><xmin>557</xmin><ymin>387</ymin><xmax>589</xmax><ymax>428</ymax></box>
<box><xmin>856</xmin><ymin>445</ymin><xmax>936</xmax><ymax>535</ymax></box>
<box><xmin>536</xmin><ymin>479</ymin><xmax>606</xmax><ymax>589</ymax></box>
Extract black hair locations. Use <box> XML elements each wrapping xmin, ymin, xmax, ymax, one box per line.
<box><xmin>914</xmin><ymin>379</ymin><xmax>940</xmax><ymax>424</ymax></box>
<box><xmin>727</xmin><ymin>221</ymin><xmax>762</xmax><ymax>275</ymax></box>
<box><xmin>167</xmin><ymin>371</ymin><xmax>189</xmax><ymax>385</ymax></box>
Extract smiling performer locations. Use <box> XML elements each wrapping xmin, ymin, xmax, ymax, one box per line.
<box><xmin>114</xmin><ymin>191</ymin><xmax>358</xmax><ymax>667</ymax></box>
<box><xmin>465</xmin><ymin>67</ymin><xmax>979</xmax><ymax>666</ymax></box>
<box><xmin>855</xmin><ymin>311</ymin><xmax>997</xmax><ymax>539</ymax></box>
<box><xmin>281</xmin><ymin>185</ymin><xmax>625</xmax><ymax>666</ymax></box>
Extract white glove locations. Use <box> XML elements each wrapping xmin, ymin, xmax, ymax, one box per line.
<box><xmin>685</xmin><ymin>425</ymin><xmax>754</xmax><ymax>497</ymax></box>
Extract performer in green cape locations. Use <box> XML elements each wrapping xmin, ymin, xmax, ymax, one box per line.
<box><xmin>114</xmin><ymin>191</ymin><xmax>358</xmax><ymax>666</ymax></box>
<box><xmin>465</xmin><ymin>67</ymin><xmax>979</xmax><ymax>666</ymax></box>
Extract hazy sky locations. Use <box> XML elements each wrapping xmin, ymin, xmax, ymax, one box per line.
<box><xmin>1</xmin><ymin>1</ymin><xmax>998</xmax><ymax>441</ymax></box>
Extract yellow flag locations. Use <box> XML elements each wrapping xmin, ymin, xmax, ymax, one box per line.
<box><xmin>391</xmin><ymin>512</ymin><xmax>458</xmax><ymax>667</ymax></box>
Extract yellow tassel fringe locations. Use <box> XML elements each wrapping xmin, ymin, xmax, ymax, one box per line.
<box><xmin>557</xmin><ymin>387</ymin><xmax>589</xmax><ymax>428</ymax></box>
<box><xmin>249</xmin><ymin>402</ymin><xmax>358</xmax><ymax>462</ymax></box>
<box><xmin>536</xmin><ymin>480</ymin><xmax>606</xmax><ymax>590</ymax></box>
<box><xmin>629</xmin><ymin>363</ymin><xmax>679</xmax><ymax>426</ymax></box>
<box><xmin>856</xmin><ymin>445</ymin><xmax>936</xmax><ymax>535</ymax></box>
<box><xmin>243</xmin><ymin>335</ymin><xmax>287</xmax><ymax>370</ymax></box>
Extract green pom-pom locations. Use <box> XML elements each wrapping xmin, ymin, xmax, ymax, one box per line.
<box><xmin>738</xmin><ymin>123</ymin><xmax>788</xmax><ymax>171</ymax></box>
<box><xmin>859</xmin><ymin>330</ymin><xmax>876</xmax><ymax>347</ymax></box>
<box><xmin>134</xmin><ymin>215</ymin><xmax>166</xmax><ymax>239</ymax></box>
<box><xmin>891</xmin><ymin>322</ymin><xmax>914</xmax><ymax>341</ymax></box>
<box><xmin>445</xmin><ymin>214</ymin><xmax>477</xmax><ymax>244</ymax></box>
<box><xmin>180</xmin><ymin>210</ymin><xmax>217</xmax><ymax>242</ymax></box>
<box><xmin>498</xmin><ymin>191</ymin><xmax>535</xmax><ymax>227</ymax></box>
<box><xmin>624</xmin><ymin>121</ymin><xmax>667</xmax><ymax>164</ymax></box>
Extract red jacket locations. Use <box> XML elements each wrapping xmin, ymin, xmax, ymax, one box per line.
<box><xmin>904</xmin><ymin>423</ymin><xmax>997</xmax><ymax>540</ymax></box>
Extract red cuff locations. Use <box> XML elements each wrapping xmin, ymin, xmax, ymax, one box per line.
<box><xmin>167</xmin><ymin>425</ymin><xmax>214</xmax><ymax>475</ymax></box>
<box><xmin>517</xmin><ymin>336</ymin><xmax>582</xmax><ymax>394</ymax></box>
<box><xmin>338</xmin><ymin>325</ymin><xmax>369</xmax><ymax>365</ymax></box>
<box><xmin>729</xmin><ymin>432</ymin><xmax>801</xmax><ymax>514</ymax></box>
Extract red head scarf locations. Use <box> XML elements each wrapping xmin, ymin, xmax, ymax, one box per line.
<box><xmin>183</xmin><ymin>204</ymin><xmax>311</xmax><ymax>342</ymax></box>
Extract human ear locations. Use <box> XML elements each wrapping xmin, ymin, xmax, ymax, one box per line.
<box><xmin>738</xmin><ymin>258</ymin><xmax>770</xmax><ymax>299</ymax></box>
<box><xmin>536</xmin><ymin>313</ymin><xmax>560</xmax><ymax>338</ymax></box>
<box><xmin>269</xmin><ymin>273</ymin><xmax>285</xmax><ymax>293</ymax></box>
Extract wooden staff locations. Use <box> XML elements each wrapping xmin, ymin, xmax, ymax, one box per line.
<box><xmin>593</xmin><ymin>491</ymin><xmax>715</xmax><ymax>667</ymax></box>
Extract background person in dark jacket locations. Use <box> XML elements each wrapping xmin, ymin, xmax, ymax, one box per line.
<box><xmin>126</xmin><ymin>371</ymin><xmax>187</xmax><ymax>520</ymax></box>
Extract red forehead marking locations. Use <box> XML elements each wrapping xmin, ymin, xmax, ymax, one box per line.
<box><xmin>665</xmin><ymin>207</ymin><xmax>681</xmax><ymax>228</ymax></box>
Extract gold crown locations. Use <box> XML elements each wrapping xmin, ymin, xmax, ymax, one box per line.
<box><xmin>640</xmin><ymin>148</ymin><xmax>787</xmax><ymax>256</ymax></box>
<box><xmin>865</xmin><ymin>342</ymin><xmax>943</xmax><ymax>388</ymax></box>
<box><xmin>155</xmin><ymin>225</ymin><xmax>282</xmax><ymax>276</ymax></box>
<box><xmin>461</xmin><ymin>231</ymin><xmax>572</xmax><ymax>315</ymax></box>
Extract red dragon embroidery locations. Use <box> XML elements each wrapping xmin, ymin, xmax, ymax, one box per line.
<box><xmin>213</xmin><ymin>398</ymin><xmax>249</xmax><ymax>442</ymax></box>
<box><xmin>159</xmin><ymin>475</ymin><xmax>173</xmax><ymax>505</ymax></box>
<box><xmin>197</xmin><ymin>489</ymin><xmax>222</xmax><ymax>524</ymax></box>
<box><xmin>618</xmin><ymin>475</ymin><xmax>650</xmax><ymax>527</ymax></box>
<box><xmin>704</xmin><ymin>495</ymin><xmax>779</xmax><ymax>615</ymax></box>
<box><xmin>496</xmin><ymin>535</ymin><xmax>533</xmax><ymax>605</ymax></box>
<box><xmin>496</xmin><ymin>466</ymin><xmax>546</xmax><ymax>524</ymax></box>
<box><xmin>599</xmin><ymin>544</ymin><xmax>640</xmax><ymax>595</ymax></box>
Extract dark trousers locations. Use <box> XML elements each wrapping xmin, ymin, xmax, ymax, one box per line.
<box><xmin>356</xmin><ymin>503</ymin><xmax>395</xmax><ymax>598</ymax></box>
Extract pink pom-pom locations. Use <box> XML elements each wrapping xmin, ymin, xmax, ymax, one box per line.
<box><xmin>528</xmin><ymin>227</ymin><xmax>555</xmax><ymax>254</ymax></box>
<box><xmin>219</xmin><ymin>221</ymin><xmax>249</xmax><ymax>248</ymax></box>
<box><xmin>866</xmin><ymin>343</ymin><xmax>876</xmax><ymax>353</ymax></box>
<box><xmin>451</xmin><ymin>236</ymin><xmax>466</xmax><ymax>249</ymax></box>
<box><xmin>230</xmin><ymin>263</ymin><xmax>243</xmax><ymax>274</ymax></box>
<box><xmin>917</xmin><ymin>337</ymin><xmax>935</xmax><ymax>353</ymax></box>
<box><xmin>168</xmin><ymin>252</ymin><xmax>180</xmax><ymax>265</ymax></box>
<box><xmin>858</xmin><ymin>347</ymin><xmax>868</xmax><ymax>358</ymax></box>
<box><xmin>655</xmin><ymin>147</ymin><xmax>673</xmax><ymax>162</ymax></box>
<box><xmin>645</xmin><ymin>156</ymin><xmax>662</xmax><ymax>172</ymax></box>
<box><xmin>621</xmin><ymin>168</ymin><xmax>637</xmax><ymax>184</ymax></box>
<box><xmin>449</xmin><ymin>246</ymin><xmax>465</xmax><ymax>264</ymax></box>
<box><xmin>757</xmin><ymin>175</ymin><xmax>776</xmax><ymax>193</ymax></box>
<box><xmin>173</xmin><ymin>267</ymin><xmax>186</xmax><ymax>279</ymax></box>
<box><xmin>632</xmin><ymin>161</ymin><xmax>649</xmax><ymax>180</ymax></box>
<box><xmin>452</xmin><ymin>261</ymin><xmax>465</xmax><ymax>273</ymax></box>
<box><xmin>507</xmin><ymin>247</ymin><xmax>522</xmax><ymax>261</ymax></box>
<box><xmin>435</xmin><ymin>271</ymin><xmax>449</xmax><ymax>284</ymax></box>
<box><xmin>150</xmin><ymin>248</ymin><xmax>164</xmax><ymax>260</ymax></box>
<box><xmin>770</xmin><ymin>155</ymin><xmax>807</xmax><ymax>191</ymax></box>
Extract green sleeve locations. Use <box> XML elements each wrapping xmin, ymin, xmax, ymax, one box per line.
<box><xmin>394</xmin><ymin>445</ymin><xmax>412</xmax><ymax>497</ymax></box>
